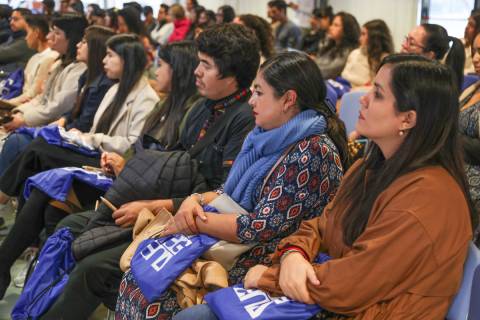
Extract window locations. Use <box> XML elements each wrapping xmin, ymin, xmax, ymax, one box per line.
<box><xmin>420</xmin><ymin>0</ymin><xmax>475</xmax><ymax>38</ymax></box>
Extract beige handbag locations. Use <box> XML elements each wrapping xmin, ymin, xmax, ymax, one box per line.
<box><xmin>201</xmin><ymin>193</ymin><xmax>254</xmax><ymax>271</ymax></box>
<box><xmin>119</xmin><ymin>207</ymin><xmax>172</xmax><ymax>271</ymax></box>
<box><xmin>201</xmin><ymin>144</ymin><xmax>296</xmax><ymax>271</ymax></box>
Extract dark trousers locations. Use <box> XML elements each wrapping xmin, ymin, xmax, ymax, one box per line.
<box><xmin>41</xmin><ymin>211</ymin><xmax>129</xmax><ymax>320</ymax></box>
<box><xmin>0</xmin><ymin>181</ymin><xmax>103</xmax><ymax>279</ymax></box>
<box><xmin>0</xmin><ymin>137</ymin><xmax>100</xmax><ymax>197</ymax></box>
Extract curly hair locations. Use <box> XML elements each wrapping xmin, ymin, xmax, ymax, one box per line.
<box><xmin>363</xmin><ymin>19</ymin><xmax>394</xmax><ymax>73</ymax></box>
<box><xmin>238</xmin><ymin>14</ymin><xmax>275</xmax><ymax>59</ymax></box>
<box><xmin>196</xmin><ymin>24</ymin><xmax>260</xmax><ymax>89</ymax></box>
<box><xmin>320</xmin><ymin>11</ymin><xmax>360</xmax><ymax>58</ymax></box>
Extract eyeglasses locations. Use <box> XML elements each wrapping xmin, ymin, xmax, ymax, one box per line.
<box><xmin>404</xmin><ymin>35</ymin><xmax>425</xmax><ymax>50</ymax></box>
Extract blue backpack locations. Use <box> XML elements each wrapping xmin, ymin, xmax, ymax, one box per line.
<box><xmin>11</xmin><ymin>227</ymin><xmax>76</xmax><ymax>320</ymax></box>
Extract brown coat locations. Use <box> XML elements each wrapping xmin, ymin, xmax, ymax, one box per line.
<box><xmin>257</xmin><ymin>165</ymin><xmax>472</xmax><ymax>319</ymax></box>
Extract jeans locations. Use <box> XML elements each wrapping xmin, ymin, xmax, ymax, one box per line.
<box><xmin>0</xmin><ymin>132</ymin><xmax>33</xmax><ymax>176</ymax></box>
<box><xmin>173</xmin><ymin>304</ymin><xmax>218</xmax><ymax>320</ymax></box>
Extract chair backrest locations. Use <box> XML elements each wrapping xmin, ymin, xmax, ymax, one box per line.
<box><xmin>468</xmin><ymin>264</ymin><xmax>480</xmax><ymax>319</ymax></box>
<box><xmin>338</xmin><ymin>90</ymin><xmax>367</xmax><ymax>136</ymax></box>
<box><xmin>446</xmin><ymin>242</ymin><xmax>480</xmax><ymax>320</ymax></box>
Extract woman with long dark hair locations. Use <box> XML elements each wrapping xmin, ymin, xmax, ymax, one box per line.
<box><xmin>116</xmin><ymin>51</ymin><xmax>349</xmax><ymax>319</ymax></box>
<box><xmin>241</xmin><ymin>54</ymin><xmax>476</xmax><ymax>319</ymax></box>
<box><xmin>0</xmin><ymin>26</ymin><xmax>115</xmax><ymax>179</ymax></box>
<box><xmin>341</xmin><ymin>19</ymin><xmax>394</xmax><ymax>87</ymax></box>
<box><xmin>401</xmin><ymin>23</ymin><xmax>465</xmax><ymax>91</ymax></box>
<box><xmin>458</xmin><ymin>32</ymin><xmax>480</xmax><ymax>240</ymax></box>
<box><xmin>100</xmin><ymin>41</ymin><xmax>202</xmax><ymax>176</ymax></box>
<box><xmin>463</xmin><ymin>12</ymin><xmax>480</xmax><ymax>74</ymax></box>
<box><xmin>0</xmin><ymin>34</ymin><xmax>158</xmax><ymax>213</ymax></box>
<box><xmin>315</xmin><ymin>11</ymin><xmax>360</xmax><ymax>79</ymax></box>
<box><xmin>3</xmin><ymin>14</ymin><xmax>88</xmax><ymax>131</ymax></box>
<box><xmin>58</xmin><ymin>25</ymin><xmax>116</xmax><ymax>131</ymax></box>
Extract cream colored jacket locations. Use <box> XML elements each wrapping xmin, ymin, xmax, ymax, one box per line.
<box><xmin>84</xmin><ymin>77</ymin><xmax>159</xmax><ymax>154</ymax></box>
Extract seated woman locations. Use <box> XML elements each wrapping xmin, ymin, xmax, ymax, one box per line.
<box><xmin>115</xmin><ymin>51</ymin><xmax>349</xmax><ymax>319</ymax></box>
<box><xmin>459</xmin><ymin>32</ymin><xmax>480</xmax><ymax>239</ymax></box>
<box><xmin>0</xmin><ymin>40</ymin><xmax>199</xmax><ymax>301</ymax></box>
<box><xmin>0</xmin><ymin>25</ymin><xmax>116</xmax><ymax>177</ymax></box>
<box><xmin>341</xmin><ymin>19</ymin><xmax>394</xmax><ymax>88</ymax></box>
<box><xmin>100</xmin><ymin>40</ymin><xmax>202</xmax><ymax>177</ymax></box>
<box><xmin>0</xmin><ymin>34</ymin><xmax>158</xmax><ymax>213</ymax></box>
<box><xmin>315</xmin><ymin>11</ymin><xmax>360</xmax><ymax>79</ymax></box>
<box><xmin>401</xmin><ymin>23</ymin><xmax>465</xmax><ymax>91</ymax></box>
<box><xmin>237</xmin><ymin>54</ymin><xmax>476</xmax><ymax>319</ymax></box>
<box><xmin>5</xmin><ymin>14</ymin><xmax>58</xmax><ymax>106</ymax></box>
<box><xmin>3</xmin><ymin>14</ymin><xmax>88</xmax><ymax>131</ymax></box>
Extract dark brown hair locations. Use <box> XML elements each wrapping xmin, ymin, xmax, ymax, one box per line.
<box><xmin>71</xmin><ymin>26</ymin><xmax>116</xmax><ymax>120</ymax></box>
<box><xmin>363</xmin><ymin>19</ymin><xmax>394</xmax><ymax>74</ymax></box>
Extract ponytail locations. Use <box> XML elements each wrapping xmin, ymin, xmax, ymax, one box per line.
<box><xmin>444</xmin><ymin>36</ymin><xmax>465</xmax><ymax>91</ymax></box>
<box><xmin>313</xmin><ymin>101</ymin><xmax>351</xmax><ymax>170</ymax></box>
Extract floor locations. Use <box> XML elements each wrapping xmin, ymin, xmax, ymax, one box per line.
<box><xmin>0</xmin><ymin>204</ymin><xmax>113</xmax><ymax>320</ymax></box>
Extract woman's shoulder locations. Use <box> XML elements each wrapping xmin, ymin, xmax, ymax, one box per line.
<box><xmin>129</xmin><ymin>77</ymin><xmax>160</xmax><ymax>103</ymax></box>
<box><xmin>377</xmin><ymin>166</ymin><xmax>470</xmax><ymax>225</ymax></box>
<box><xmin>285</xmin><ymin>134</ymin><xmax>342</xmax><ymax>167</ymax></box>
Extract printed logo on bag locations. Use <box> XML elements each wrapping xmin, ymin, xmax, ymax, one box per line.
<box><xmin>233</xmin><ymin>286</ymin><xmax>290</xmax><ymax>319</ymax></box>
<box><xmin>140</xmin><ymin>235</ymin><xmax>193</xmax><ymax>272</ymax></box>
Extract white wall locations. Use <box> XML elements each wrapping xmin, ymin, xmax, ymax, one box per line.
<box><xmin>330</xmin><ymin>0</ymin><xmax>419</xmax><ymax>51</ymax></box>
<box><xmin>192</xmin><ymin>0</ymin><xmax>419</xmax><ymax>50</ymax></box>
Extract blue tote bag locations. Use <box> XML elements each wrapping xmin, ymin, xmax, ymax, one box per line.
<box><xmin>205</xmin><ymin>254</ymin><xmax>331</xmax><ymax>320</ymax></box>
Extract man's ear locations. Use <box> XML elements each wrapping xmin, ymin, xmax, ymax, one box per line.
<box><xmin>425</xmin><ymin>51</ymin><xmax>436</xmax><ymax>60</ymax></box>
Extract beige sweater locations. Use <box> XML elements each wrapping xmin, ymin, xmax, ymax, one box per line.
<box><xmin>258</xmin><ymin>163</ymin><xmax>472</xmax><ymax>319</ymax></box>
<box><xmin>341</xmin><ymin>47</ymin><xmax>373</xmax><ymax>87</ymax></box>
<box><xmin>7</xmin><ymin>47</ymin><xmax>58</xmax><ymax>106</ymax></box>
<box><xmin>84</xmin><ymin>77</ymin><xmax>159</xmax><ymax>154</ymax></box>
<box><xmin>15</xmin><ymin>61</ymin><xmax>86</xmax><ymax>126</ymax></box>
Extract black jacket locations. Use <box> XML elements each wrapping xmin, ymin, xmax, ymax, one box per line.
<box><xmin>64</xmin><ymin>72</ymin><xmax>115</xmax><ymax>132</ymax></box>
<box><xmin>180</xmin><ymin>96</ymin><xmax>254</xmax><ymax>189</ymax></box>
<box><xmin>73</xmin><ymin>150</ymin><xmax>208</xmax><ymax>259</ymax></box>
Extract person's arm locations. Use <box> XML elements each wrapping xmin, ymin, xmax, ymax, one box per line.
<box><xmin>316</xmin><ymin>50</ymin><xmax>349</xmax><ymax>80</ymax></box>
<box><xmin>0</xmin><ymin>39</ymin><xmax>25</xmax><ymax>64</ymax></box>
<box><xmin>257</xmin><ymin>210</ymin><xmax>462</xmax><ymax>315</ymax></box>
<box><xmin>235</xmin><ymin>137</ymin><xmax>342</xmax><ymax>245</ymax></box>
<box><xmin>289</xmin><ymin>25</ymin><xmax>303</xmax><ymax>49</ymax></box>
<box><xmin>462</xmin><ymin>134</ymin><xmax>480</xmax><ymax>165</ymax></box>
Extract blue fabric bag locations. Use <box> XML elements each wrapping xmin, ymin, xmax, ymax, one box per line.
<box><xmin>131</xmin><ymin>205</ymin><xmax>219</xmax><ymax>302</ymax></box>
<box><xmin>131</xmin><ymin>233</ymin><xmax>218</xmax><ymax>303</ymax></box>
<box><xmin>16</xmin><ymin>126</ymin><xmax>100</xmax><ymax>157</ymax></box>
<box><xmin>11</xmin><ymin>227</ymin><xmax>75</xmax><ymax>320</ymax></box>
<box><xmin>23</xmin><ymin>167</ymin><xmax>113</xmax><ymax>202</ymax></box>
<box><xmin>205</xmin><ymin>254</ymin><xmax>331</xmax><ymax>320</ymax></box>
<box><xmin>327</xmin><ymin>77</ymin><xmax>352</xmax><ymax>99</ymax></box>
<box><xmin>0</xmin><ymin>68</ymin><xmax>24</xmax><ymax>99</ymax></box>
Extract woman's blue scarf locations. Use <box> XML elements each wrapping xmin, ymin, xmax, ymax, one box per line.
<box><xmin>223</xmin><ymin>109</ymin><xmax>327</xmax><ymax>211</ymax></box>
